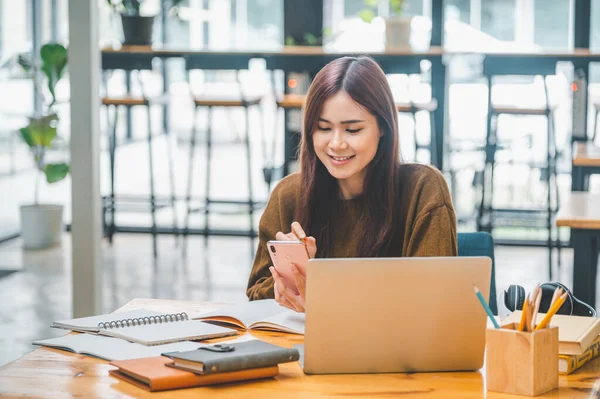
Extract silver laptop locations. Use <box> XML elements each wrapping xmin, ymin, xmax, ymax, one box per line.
<box><xmin>303</xmin><ymin>257</ymin><xmax>492</xmax><ymax>374</ymax></box>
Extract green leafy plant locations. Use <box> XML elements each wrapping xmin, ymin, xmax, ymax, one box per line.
<box><xmin>106</xmin><ymin>0</ymin><xmax>186</xmax><ymax>16</ymax></box>
<box><xmin>285</xmin><ymin>32</ymin><xmax>321</xmax><ymax>46</ymax></box>
<box><xmin>17</xmin><ymin>43</ymin><xmax>69</xmax><ymax>204</ymax></box>
<box><xmin>359</xmin><ymin>0</ymin><xmax>404</xmax><ymax>23</ymax></box>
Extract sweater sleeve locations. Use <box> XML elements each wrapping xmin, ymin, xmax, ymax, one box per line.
<box><xmin>405</xmin><ymin>203</ymin><xmax>458</xmax><ymax>257</ymax></box>
<box><xmin>246</xmin><ymin>176</ymin><xmax>296</xmax><ymax>300</ymax></box>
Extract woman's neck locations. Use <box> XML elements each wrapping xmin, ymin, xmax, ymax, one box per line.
<box><xmin>338</xmin><ymin>175</ymin><xmax>365</xmax><ymax>200</ymax></box>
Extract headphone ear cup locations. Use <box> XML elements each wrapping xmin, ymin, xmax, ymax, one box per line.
<box><xmin>505</xmin><ymin>285</ymin><xmax>526</xmax><ymax>311</ymax></box>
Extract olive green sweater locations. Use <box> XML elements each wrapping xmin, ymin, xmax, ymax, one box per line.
<box><xmin>246</xmin><ymin>163</ymin><xmax>458</xmax><ymax>300</ymax></box>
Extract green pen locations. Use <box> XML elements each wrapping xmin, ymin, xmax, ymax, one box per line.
<box><xmin>473</xmin><ymin>283</ymin><xmax>500</xmax><ymax>329</ymax></box>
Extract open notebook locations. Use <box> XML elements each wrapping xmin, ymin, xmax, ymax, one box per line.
<box><xmin>33</xmin><ymin>333</ymin><xmax>204</xmax><ymax>361</ymax></box>
<box><xmin>52</xmin><ymin>310</ymin><xmax>237</xmax><ymax>345</ymax></box>
<box><xmin>197</xmin><ymin>299</ymin><xmax>305</xmax><ymax>335</ymax></box>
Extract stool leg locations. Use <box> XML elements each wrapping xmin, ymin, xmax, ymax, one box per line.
<box><xmin>204</xmin><ymin>106</ymin><xmax>213</xmax><ymax>250</ymax></box>
<box><xmin>411</xmin><ymin>111</ymin><xmax>418</xmax><ymax>162</ymax></box>
<box><xmin>478</xmin><ymin>83</ymin><xmax>494</xmax><ymax>232</ymax></box>
<box><xmin>550</xmin><ymin>112</ymin><xmax>562</xmax><ymax>270</ymax></box>
<box><xmin>147</xmin><ymin>105</ymin><xmax>158</xmax><ymax>258</ymax></box>
<box><xmin>488</xmin><ymin>115</ymin><xmax>498</xmax><ymax>232</ymax></box>
<box><xmin>109</xmin><ymin>105</ymin><xmax>118</xmax><ymax>244</ymax></box>
<box><xmin>593</xmin><ymin>108</ymin><xmax>598</xmax><ymax>143</ymax></box>
<box><xmin>429</xmin><ymin>109</ymin><xmax>437</xmax><ymax>168</ymax></box>
<box><xmin>546</xmin><ymin>113</ymin><xmax>553</xmax><ymax>279</ymax></box>
<box><xmin>165</xmin><ymin>125</ymin><xmax>179</xmax><ymax>246</ymax></box>
<box><xmin>245</xmin><ymin>105</ymin><xmax>255</xmax><ymax>258</ymax></box>
<box><xmin>183</xmin><ymin>105</ymin><xmax>199</xmax><ymax>258</ymax></box>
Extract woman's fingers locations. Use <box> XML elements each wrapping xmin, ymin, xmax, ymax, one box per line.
<box><xmin>279</xmin><ymin>294</ymin><xmax>297</xmax><ymax>311</ymax></box>
<box><xmin>275</xmin><ymin>231</ymin><xmax>296</xmax><ymax>241</ymax></box>
<box><xmin>273</xmin><ymin>281</ymin><xmax>297</xmax><ymax>311</ymax></box>
<box><xmin>292</xmin><ymin>264</ymin><xmax>306</xmax><ymax>304</ymax></box>
<box><xmin>291</xmin><ymin>221</ymin><xmax>306</xmax><ymax>240</ymax></box>
<box><xmin>270</xmin><ymin>266</ymin><xmax>304</xmax><ymax>312</ymax></box>
<box><xmin>305</xmin><ymin>236</ymin><xmax>317</xmax><ymax>258</ymax></box>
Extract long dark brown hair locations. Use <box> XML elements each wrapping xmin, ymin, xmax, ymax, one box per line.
<box><xmin>295</xmin><ymin>56</ymin><xmax>400</xmax><ymax>257</ymax></box>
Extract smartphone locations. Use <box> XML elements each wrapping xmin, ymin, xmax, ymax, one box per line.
<box><xmin>267</xmin><ymin>240</ymin><xmax>309</xmax><ymax>295</ymax></box>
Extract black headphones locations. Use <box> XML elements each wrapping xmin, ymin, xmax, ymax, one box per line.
<box><xmin>502</xmin><ymin>282</ymin><xmax>596</xmax><ymax>317</ymax></box>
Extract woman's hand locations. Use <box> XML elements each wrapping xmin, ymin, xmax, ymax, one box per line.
<box><xmin>275</xmin><ymin>221</ymin><xmax>317</xmax><ymax>258</ymax></box>
<box><xmin>270</xmin><ymin>222</ymin><xmax>316</xmax><ymax>313</ymax></box>
<box><xmin>271</xmin><ymin>264</ymin><xmax>306</xmax><ymax>312</ymax></box>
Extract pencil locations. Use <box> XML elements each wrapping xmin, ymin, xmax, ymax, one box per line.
<box><xmin>549</xmin><ymin>287</ymin><xmax>562</xmax><ymax>308</ymax></box>
<box><xmin>473</xmin><ymin>284</ymin><xmax>499</xmax><ymax>328</ymax></box>
<box><xmin>531</xmin><ymin>286</ymin><xmax>542</xmax><ymax>332</ymax></box>
<box><xmin>518</xmin><ymin>294</ymin><xmax>530</xmax><ymax>332</ymax></box>
<box><xmin>299</xmin><ymin>237</ymin><xmax>310</xmax><ymax>257</ymax></box>
<box><xmin>534</xmin><ymin>291</ymin><xmax>568</xmax><ymax>331</ymax></box>
<box><xmin>525</xmin><ymin>297</ymin><xmax>533</xmax><ymax>332</ymax></box>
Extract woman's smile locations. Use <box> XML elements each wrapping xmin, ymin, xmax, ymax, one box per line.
<box><xmin>327</xmin><ymin>154</ymin><xmax>355</xmax><ymax>166</ymax></box>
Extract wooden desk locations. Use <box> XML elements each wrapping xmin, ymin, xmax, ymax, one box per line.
<box><xmin>2</xmin><ymin>298</ymin><xmax>600</xmax><ymax>398</ymax></box>
<box><xmin>572</xmin><ymin>142</ymin><xmax>600</xmax><ymax>191</ymax></box>
<box><xmin>557</xmin><ymin>192</ymin><xmax>600</xmax><ymax>308</ymax></box>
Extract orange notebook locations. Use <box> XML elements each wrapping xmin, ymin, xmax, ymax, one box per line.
<box><xmin>109</xmin><ymin>356</ymin><xmax>278</xmax><ymax>391</ymax></box>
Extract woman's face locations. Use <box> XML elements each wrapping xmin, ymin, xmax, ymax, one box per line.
<box><xmin>312</xmin><ymin>90</ymin><xmax>382</xmax><ymax>196</ymax></box>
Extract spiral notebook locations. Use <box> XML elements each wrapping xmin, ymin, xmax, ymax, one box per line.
<box><xmin>51</xmin><ymin>311</ymin><xmax>238</xmax><ymax>346</ymax></box>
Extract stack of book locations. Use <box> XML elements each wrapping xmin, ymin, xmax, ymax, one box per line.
<box><xmin>33</xmin><ymin>302</ymin><xmax>305</xmax><ymax>391</ymax></box>
<box><xmin>503</xmin><ymin>311</ymin><xmax>600</xmax><ymax>374</ymax></box>
<box><xmin>559</xmin><ymin>335</ymin><xmax>600</xmax><ymax>374</ymax></box>
<box><xmin>110</xmin><ymin>340</ymin><xmax>300</xmax><ymax>391</ymax></box>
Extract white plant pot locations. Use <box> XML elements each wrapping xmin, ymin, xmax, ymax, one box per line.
<box><xmin>20</xmin><ymin>204</ymin><xmax>64</xmax><ymax>249</ymax></box>
<box><xmin>385</xmin><ymin>17</ymin><xmax>412</xmax><ymax>49</ymax></box>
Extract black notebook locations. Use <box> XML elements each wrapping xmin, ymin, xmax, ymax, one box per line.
<box><xmin>163</xmin><ymin>340</ymin><xmax>299</xmax><ymax>374</ymax></box>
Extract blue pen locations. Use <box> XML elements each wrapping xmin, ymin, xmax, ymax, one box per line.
<box><xmin>473</xmin><ymin>283</ymin><xmax>500</xmax><ymax>329</ymax></box>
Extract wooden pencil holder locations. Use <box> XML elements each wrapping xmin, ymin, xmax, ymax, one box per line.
<box><xmin>486</xmin><ymin>323</ymin><xmax>558</xmax><ymax>397</ymax></box>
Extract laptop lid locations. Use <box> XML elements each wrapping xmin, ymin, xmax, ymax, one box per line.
<box><xmin>303</xmin><ymin>257</ymin><xmax>492</xmax><ymax>374</ymax></box>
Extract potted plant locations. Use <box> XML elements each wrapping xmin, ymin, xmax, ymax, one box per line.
<box><xmin>17</xmin><ymin>43</ymin><xmax>69</xmax><ymax>249</ymax></box>
<box><xmin>106</xmin><ymin>0</ymin><xmax>186</xmax><ymax>46</ymax></box>
<box><xmin>360</xmin><ymin>0</ymin><xmax>411</xmax><ymax>48</ymax></box>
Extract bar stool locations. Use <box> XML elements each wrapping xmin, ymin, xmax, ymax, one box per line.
<box><xmin>262</xmin><ymin>93</ymin><xmax>305</xmax><ymax>191</ymax></box>
<box><xmin>477</xmin><ymin>59</ymin><xmax>560</xmax><ymax>278</ymax></box>
<box><xmin>182</xmin><ymin>57</ymin><xmax>264</xmax><ymax>257</ymax></box>
<box><xmin>396</xmin><ymin>100</ymin><xmax>438</xmax><ymax>163</ymax></box>
<box><xmin>102</xmin><ymin>59</ymin><xmax>178</xmax><ymax>258</ymax></box>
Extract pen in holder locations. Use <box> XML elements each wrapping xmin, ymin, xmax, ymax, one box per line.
<box><xmin>486</xmin><ymin>323</ymin><xmax>558</xmax><ymax>397</ymax></box>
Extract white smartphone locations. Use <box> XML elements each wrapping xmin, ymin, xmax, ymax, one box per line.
<box><xmin>267</xmin><ymin>240</ymin><xmax>309</xmax><ymax>295</ymax></box>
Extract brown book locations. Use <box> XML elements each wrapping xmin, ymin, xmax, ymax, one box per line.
<box><xmin>109</xmin><ymin>356</ymin><xmax>278</xmax><ymax>391</ymax></box>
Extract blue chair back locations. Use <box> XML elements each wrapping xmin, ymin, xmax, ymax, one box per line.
<box><xmin>458</xmin><ymin>232</ymin><xmax>497</xmax><ymax>314</ymax></box>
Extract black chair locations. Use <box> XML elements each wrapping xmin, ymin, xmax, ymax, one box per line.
<box><xmin>458</xmin><ymin>231</ymin><xmax>497</xmax><ymax>314</ymax></box>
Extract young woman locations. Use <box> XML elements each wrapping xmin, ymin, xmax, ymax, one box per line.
<box><xmin>246</xmin><ymin>56</ymin><xmax>457</xmax><ymax>312</ymax></box>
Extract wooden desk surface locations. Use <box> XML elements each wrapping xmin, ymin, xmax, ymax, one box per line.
<box><xmin>2</xmin><ymin>298</ymin><xmax>600</xmax><ymax>399</ymax></box>
<box><xmin>557</xmin><ymin>192</ymin><xmax>600</xmax><ymax>229</ymax></box>
<box><xmin>573</xmin><ymin>142</ymin><xmax>600</xmax><ymax>167</ymax></box>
